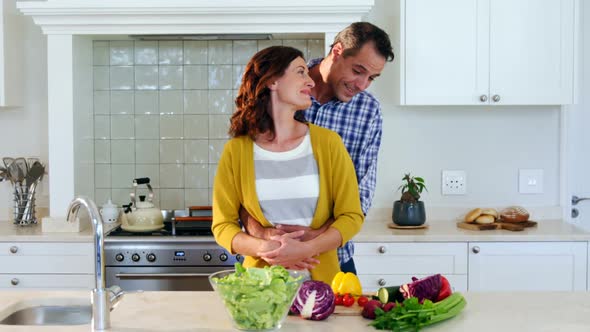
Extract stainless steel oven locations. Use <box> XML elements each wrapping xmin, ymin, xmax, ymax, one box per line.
<box><xmin>104</xmin><ymin>225</ymin><xmax>243</xmax><ymax>292</ymax></box>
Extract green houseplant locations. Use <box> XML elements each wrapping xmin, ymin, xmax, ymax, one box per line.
<box><xmin>392</xmin><ymin>173</ymin><xmax>427</xmax><ymax>226</ymax></box>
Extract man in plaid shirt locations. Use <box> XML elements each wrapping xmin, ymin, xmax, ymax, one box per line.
<box><xmin>242</xmin><ymin>22</ymin><xmax>394</xmax><ymax>274</ymax></box>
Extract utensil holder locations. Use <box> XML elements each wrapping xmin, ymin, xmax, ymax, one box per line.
<box><xmin>12</xmin><ymin>182</ymin><xmax>38</xmax><ymax>226</ymax></box>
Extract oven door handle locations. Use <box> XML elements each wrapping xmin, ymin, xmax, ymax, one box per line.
<box><xmin>115</xmin><ymin>273</ymin><xmax>213</xmax><ymax>278</ymax></box>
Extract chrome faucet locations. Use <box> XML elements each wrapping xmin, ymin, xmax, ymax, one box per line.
<box><xmin>67</xmin><ymin>196</ymin><xmax>124</xmax><ymax>330</ymax></box>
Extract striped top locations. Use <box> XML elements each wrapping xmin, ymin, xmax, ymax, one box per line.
<box><xmin>253</xmin><ymin>133</ymin><xmax>319</xmax><ymax>227</ymax></box>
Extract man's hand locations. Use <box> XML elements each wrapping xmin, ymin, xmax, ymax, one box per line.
<box><xmin>257</xmin><ymin>231</ymin><xmax>319</xmax><ymax>268</ymax></box>
<box><xmin>240</xmin><ymin>206</ymin><xmax>285</xmax><ymax>240</ymax></box>
<box><xmin>275</xmin><ymin>218</ymin><xmax>335</xmax><ymax>242</ymax></box>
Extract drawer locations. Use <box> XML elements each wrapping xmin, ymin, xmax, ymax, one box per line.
<box><xmin>0</xmin><ymin>274</ymin><xmax>94</xmax><ymax>290</ymax></box>
<box><xmin>355</xmin><ymin>242</ymin><xmax>467</xmax><ymax>275</ymax></box>
<box><xmin>0</xmin><ymin>242</ymin><xmax>93</xmax><ymax>274</ymax></box>
<box><xmin>358</xmin><ymin>274</ymin><xmax>468</xmax><ymax>293</ymax></box>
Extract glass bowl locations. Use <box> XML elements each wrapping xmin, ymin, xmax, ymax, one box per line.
<box><xmin>209</xmin><ymin>268</ymin><xmax>308</xmax><ymax>331</ymax></box>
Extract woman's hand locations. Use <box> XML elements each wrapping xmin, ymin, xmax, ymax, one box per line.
<box><xmin>257</xmin><ymin>231</ymin><xmax>319</xmax><ymax>268</ymax></box>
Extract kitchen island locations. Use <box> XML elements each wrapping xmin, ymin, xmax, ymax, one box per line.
<box><xmin>0</xmin><ymin>290</ymin><xmax>589</xmax><ymax>331</ymax></box>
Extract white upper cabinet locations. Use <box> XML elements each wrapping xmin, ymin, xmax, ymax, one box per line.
<box><xmin>397</xmin><ymin>0</ymin><xmax>575</xmax><ymax>105</ymax></box>
<box><xmin>0</xmin><ymin>0</ymin><xmax>23</xmax><ymax>109</ymax></box>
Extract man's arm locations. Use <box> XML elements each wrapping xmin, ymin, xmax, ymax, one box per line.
<box><xmin>355</xmin><ymin>109</ymin><xmax>382</xmax><ymax>214</ymax></box>
<box><xmin>240</xmin><ymin>206</ymin><xmax>285</xmax><ymax>240</ymax></box>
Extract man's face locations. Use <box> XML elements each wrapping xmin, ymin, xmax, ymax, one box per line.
<box><xmin>329</xmin><ymin>42</ymin><xmax>386</xmax><ymax>102</ymax></box>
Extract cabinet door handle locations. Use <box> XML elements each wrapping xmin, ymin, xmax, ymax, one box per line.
<box><xmin>10</xmin><ymin>278</ymin><xmax>19</xmax><ymax>286</ymax></box>
<box><xmin>378</xmin><ymin>278</ymin><xmax>386</xmax><ymax>286</ymax></box>
<box><xmin>378</xmin><ymin>246</ymin><xmax>387</xmax><ymax>254</ymax></box>
<box><xmin>9</xmin><ymin>246</ymin><xmax>18</xmax><ymax>254</ymax></box>
<box><xmin>492</xmin><ymin>95</ymin><xmax>501</xmax><ymax>102</ymax></box>
<box><xmin>479</xmin><ymin>95</ymin><xmax>488</xmax><ymax>102</ymax></box>
<box><xmin>472</xmin><ymin>246</ymin><xmax>480</xmax><ymax>254</ymax></box>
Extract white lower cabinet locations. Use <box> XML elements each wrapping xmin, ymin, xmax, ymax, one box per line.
<box><xmin>468</xmin><ymin>242</ymin><xmax>587</xmax><ymax>291</ymax></box>
<box><xmin>0</xmin><ymin>242</ymin><xmax>94</xmax><ymax>289</ymax></box>
<box><xmin>355</xmin><ymin>242</ymin><xmax>468</xmax><ymax>293</ymax></box>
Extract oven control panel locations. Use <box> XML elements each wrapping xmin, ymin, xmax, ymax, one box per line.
<box><xmin>105</xmin><ymin>242</ymin><xmax>243</xmax><ymax>267</ymax></box>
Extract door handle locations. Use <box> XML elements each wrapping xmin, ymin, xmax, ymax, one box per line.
<box><xmin>115</xmin><ymin>273</ymin><xmax>212</xmax><ymax>278</ymax></box>
<box><xmin>572</xmin><ymin>196</ymin><xmax>590</xmax><ymax>206</ymax></box>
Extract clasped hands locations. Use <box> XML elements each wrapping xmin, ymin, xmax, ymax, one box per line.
<box><xmin>256</xmin><ymin>224</ymin><xmax>323</xmax><ymax>271</ymax></box>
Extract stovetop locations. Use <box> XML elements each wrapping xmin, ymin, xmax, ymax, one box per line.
<box><xmin>107</xmin><ymin>222</ymin><xmax>213</xmax><ymax>237</ymax></box>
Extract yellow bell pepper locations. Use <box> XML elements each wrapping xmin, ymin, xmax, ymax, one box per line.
<box><xmin>331</xmin><ymin>271</ymin><xmax>363</xmax><ymax>296</ymax></box>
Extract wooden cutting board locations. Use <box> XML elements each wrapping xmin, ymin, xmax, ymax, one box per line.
<box><xmin>457</xmin><ymin>220</ymin><xmax>537</xmax><ymax>232</ymax></box>
<box><xmin>333</xmin><ymin>305</ymin><xmax>363</xmax><ymax>316</ymax></box>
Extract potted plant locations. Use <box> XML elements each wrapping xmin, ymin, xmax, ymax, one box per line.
<box><xmin>392</xmin><ymin>173</ymin><xmax>427</xmax><ymax>226</ymax></box>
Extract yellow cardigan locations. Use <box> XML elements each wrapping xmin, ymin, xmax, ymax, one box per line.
<box><xmin>212</xmin><ymin>124</ymin><xmax>364</xmax><ymax>284</ymax></box>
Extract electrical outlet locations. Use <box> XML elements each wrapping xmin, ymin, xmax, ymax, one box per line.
<box><xmin>519</xmin><ymin>169</ymin><xmax>544</xmax><ymax>194</ymax></box>
<box><xmin>442</xmin><ymin>170</ymin><xmax>466</xmax><ymax>195</ymax></box>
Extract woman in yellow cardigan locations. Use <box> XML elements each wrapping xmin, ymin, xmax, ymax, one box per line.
<box><xmin>212</xmin><ymin>46</ymin><xmax>364</xmax><ymax>284</ymax></box>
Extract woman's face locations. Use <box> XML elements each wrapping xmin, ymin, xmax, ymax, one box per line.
<box><xmin>271</xmin><ymin>56</ymin><xmax>315</xmax><ymax>110</ymax></box>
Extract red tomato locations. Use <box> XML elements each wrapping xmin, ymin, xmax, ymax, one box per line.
<box><xmin>335</xmin><ymin>294</ymin><xmax>344</xmax><ymax>306</ymax></box>
<box><xmin>436</xmin><ymin>276</ymin><xmax>452</xmax><ymax>302</ymax></box>
<box><xmin>357</xmin><ymin>296</ymin><xmax>369</xmax><ymax>307</ymax></box>
<box><xmin>342</xmin><ymin>295</ymin><xmax>355</xmax><ymax>307</ymax></box>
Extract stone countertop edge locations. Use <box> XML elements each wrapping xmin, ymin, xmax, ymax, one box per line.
<box><xmin>0</xmin><ymin>291</ymin><xmax>589</xmax><ymax>331</ymax></box>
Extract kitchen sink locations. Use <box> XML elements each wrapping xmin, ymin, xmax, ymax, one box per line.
<box><xmin>0</xmin><ymin>305</ymin><xmax>92</xmax><ymax>326</ymax></box>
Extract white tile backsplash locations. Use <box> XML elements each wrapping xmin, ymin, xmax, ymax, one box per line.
<box><xmin>111</xmin><ymin>91</ymin><xmax>134</xmax><ymax>114</ymax></box>
<box><xmin>110</xmin><ymin>41</ymin><xmax>134</xmax><ymax>66</ymax></box>
<box><xmin>135</xmin><ymin>91</ymin><xmax>159</xmax><ymax>114</ymax></box>
<box><xmin>160</xmin><ymin>140</ymin><xmax>184</xmax><ymax>164</ymax></box>
<box><xmin>208</xmin><ymin>90</ymin><xmax>233</xmax><ymax>114</ymax></box>
<box><xmin>94</xmin><ymin>91</ymin><xmax>110</xmax><ymax>114</ymax></box>
<box><xmin>135</xmin><ymin>140</ymin><xmax>160</xmax><ymax>164</ymax></box>
<box><xmin>208</xmin><ymin>41</ymin><xmax>233</xmax><ymax>65</ymax></box>
<box><xmin>184</xmin><ymin>41</ymin><xmax>208</xmax><ymax>64</ymax></box>
<box><xmin>208</xmin><ymin>65</ymin><xmax>233</xmax><ymax>89</ymax></box>
<box><xmin>134</xmin><ymin>41</ymin><xmax>158</xmax><ymax>65</ymax></box>
<box><xmin>110</xmin><ymin>66</ymin><xmax>134</xmax><ymax>90</ymax></box>
<box><xmin>111</xmin><ymin>140</ymin><xmax>135</xmax><ymax>164</ymax></box>
<box><xmin>159</xmin><ymin>164</ymin><xmax>184</xmax><ymax>188</ymax></box>
<box><xmin>159</xmin><ymin>90</ymin><xmax>183</xmax><ymax>114</ymax></box>
<box><xmin>135</xmin><ymin>115</ymin><xmax>160</xmax><ymax>139</ymax></box>
<box><xmin>159</xmin><ymin>41</ymin><xmax>183</xmax><ymax>65</ymax></box>
<box><xmin>111</xmin><ymin>164</ymin><xmax>135</xmax><ymax>188</ymax></box>
<box><xmin>111</xmin><ymin>115</ymin><xmax>135</xmax><ymax>139</ymax></box>
<box><xmin>135</xmin><ymin>66</ymin><xmax>159</xmax><ymax>90</ymax></box>
<box><xmin>89</xmin><ymin>37</ymin><xmax>323</xmax><ymax>204</ymax></box>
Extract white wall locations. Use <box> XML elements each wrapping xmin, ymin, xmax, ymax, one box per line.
<box><xmin>0</xmin><ymin>13</ymin><xmax>47</xmax><ymax>219</ymax></box>
<box><xmin>0</xmin><ymin>0</ymin><xmax>568</xmax><ymax>218</ymax></box>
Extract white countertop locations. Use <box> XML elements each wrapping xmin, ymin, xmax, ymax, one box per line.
<box><xmin>0</xmin><ymin>290</ymin><xmax>588</xmax><ymax>331</ymax></box>
<box><xmin>0</xmin><ymin>220</ymin><xmax>119</xmax><ymax>242</ymax></box>
<box><xmin>1</xmin><ymin>215</ymin><xmax>589</xmax><ymax>243</ymax></box>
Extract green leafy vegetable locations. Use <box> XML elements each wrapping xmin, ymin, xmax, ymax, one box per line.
<box><xmin>370</xmin><ymin>292</ymin><xmax>467</xmax><ymax>332</ymax></box>
<box><xmin>211</xmin><ymin>263</ymin><xmax>303</xmax><ymax>330</ymax></box>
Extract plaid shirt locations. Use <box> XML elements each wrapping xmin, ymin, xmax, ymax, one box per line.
<box><xmin>303</xmin><ymin>58</ymin><xmax>383</xmax><ymax>264</ymax></box>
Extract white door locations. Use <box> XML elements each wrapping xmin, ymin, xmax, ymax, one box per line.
<box><xmin>404</xmin><ymin>0</ymin><xmax>487</xmax><ymax>105</ymax></box>
<box><xmin>566</xmin><ymin>0</ymin><xmax>590</xmax><ymax>231</ymax></box>
<box><xmin>489</xmin><ymin>0</ymin><xmax>574</xmax><ymax>105</ymax></box>
<box><xmin>468</xmin><ymin>242</ymin><xmax>587</xmax><ymax>291</ymax></box>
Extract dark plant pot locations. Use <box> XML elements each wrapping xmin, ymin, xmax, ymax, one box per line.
<box><xmin>392</xmin><ymin>200</ymin><xmax>426</xmax><ymax>226</ymax></box>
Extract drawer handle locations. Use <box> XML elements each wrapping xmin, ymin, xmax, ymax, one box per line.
<box><xmin>378</xmin><ymin>246</ymin><xmax>387</xmax><ymax>254</ymax></box>
<box><xmin>378</xmin><ymin>278</ymin><xmax>386</xmax><ymax>287</ymax></box>
<box><xmin>11</xmin><ymin>278</ymin><xmax>19</xmax><ymax>286</ymax></box>
<box><xmin>9</xmin><ymin>246</ymin><xmax>18</xmax><ymax>254</ymax></box>
<box><xmin>472</xmin><ymin>246</ymin><xmax>480</xmax><ymax>254</ymax></box>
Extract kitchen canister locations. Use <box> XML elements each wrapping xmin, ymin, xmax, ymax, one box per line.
<box><xmin>100</xmin><ymin>199</ymin><xmax>120</xmax><ymax>224</ymax></box>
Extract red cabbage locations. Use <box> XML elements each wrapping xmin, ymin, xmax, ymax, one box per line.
<box><xmin>290</xmin><ymin>280</ymin><xmax>335</xmax><ymax>321</ymax></box>
<box><xmin>400</xmin><ymin>274</ymin><xmax>442</xmax><ymax>302</ymax></box>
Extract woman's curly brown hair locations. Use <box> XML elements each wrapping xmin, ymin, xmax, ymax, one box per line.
<box><xmin>229</xmin><ymin>46</ymin><xmax>305</xmax><ymax>139</ymax></box>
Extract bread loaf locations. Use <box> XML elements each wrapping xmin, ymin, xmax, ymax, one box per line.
<box><xmin>481</xmin><ymin>208</ymin><xmax>498</xmax><ymax>219</ymax></box>
<box><xmin>475</xmin><ymin>214</ymin><xmax>495</xmax><ymax>224</ymax></box>
<box><xmin>464</xmin><ymin>208</ymin><xmax>482</xmax><ymax>223</ymax></box>
<box><xmin>500</xmin><ymin>206</ymin><xmax>529</xmax><ymax>223</ymax></box>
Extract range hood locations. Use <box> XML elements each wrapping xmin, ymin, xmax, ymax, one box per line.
<box><xmin>16</xmin><ymin>0</ymin><xmax>375</xmax><ymax>216</ymax></box>
<box><xmin>129</xmin><ymin>34</ymin><xmax>273</xmax><ymax>41</ymax></box>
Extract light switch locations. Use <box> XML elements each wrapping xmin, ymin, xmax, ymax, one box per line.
<box><xmin>519</xmin><ymin>169</ymin><xmax>544</xmax><ymax>194</ymax></box>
